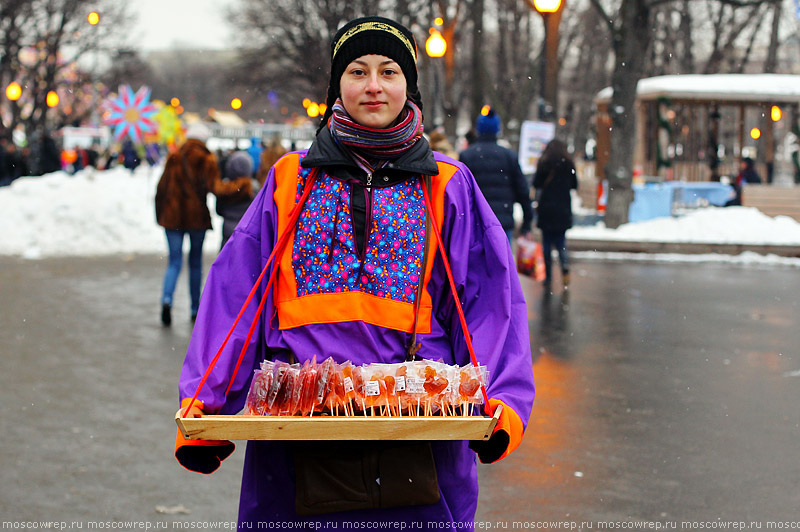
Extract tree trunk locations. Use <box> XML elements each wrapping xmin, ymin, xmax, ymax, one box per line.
<box><xmin>763</xmin><ymin>0</ymin><xmax>781</xmax><ymax>73</ymax></box>
<box><xmin>469</xmin><ymin>0</ymin><xmax>485</xmax><ymax>121</ymax></box>
<box><xmin>604</xmin><ymin>0</ymin><xmax>652</xmax><ymax>229</ymax></box>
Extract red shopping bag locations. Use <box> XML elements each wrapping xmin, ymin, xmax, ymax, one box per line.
<box><xmin>516</xmin><ymin>238</ymin><xmax>546</xmax><ymax>282</ymax></box>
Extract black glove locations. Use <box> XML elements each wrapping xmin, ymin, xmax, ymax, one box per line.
<box><xmin>175</xmin><ymin>429</ymin><xmax>235</xmax><ymax>474</ymax></box>
<box><xmin>469</xmin><ymin>429</ymin><xmax>510</xmax><ymax>464</ymax></box>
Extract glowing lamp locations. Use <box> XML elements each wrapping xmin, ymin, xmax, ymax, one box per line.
<box><xmin>88</xmin><ymin>12</ymin><xmax>99</xmax><ymax>25</ymax></box>
<box><xmin>231</xmin><ymin>98</ymin><xmax>242</xmax><ymax>110</ymax></box>
<box><xmin>750</xmin><ymin>128</ymin><xmax>761</xmax><ymax>140</ymax></box>
<box><xmin>480</xmin><ymin>105</ymin><xmax>491</xmax><ymax>116</ymax></box>
<box><xmin>532</xmin><ymin>0</ymin><xmax>562</xmax><ymax>13</ymax></box>
<box><xmin>425</xmin><ymin>29</ymin><xmax>446</xmax><ymax>58</ymax></box>
<box><xmin>307</xmin><ymin>103</ymin><xmax>320</xmax><ymax>118</ymax></box>
<box><xmin>46</xmin><ymin>90</ymin><xmax>59</xmax><ymax>107</ymax></box>
<box><xmin>771</xmin><ymin>106</ymin><xmax>782</xmax><ymax>122</ymax></box>
<box><xmin>170</xmin><ymin>97</ymin><xmax>180</xmax><ymax>107</ymax></box>
<box><xmin>6</xmin><ymin>81</ymin><xmax>21</xmax><ymax>101</ymax></box>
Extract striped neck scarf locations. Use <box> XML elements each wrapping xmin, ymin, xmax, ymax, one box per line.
<box><xmin>328</xmin><ymin>98</ymin><xmax>424</xmax><ymax>174</ymax></box>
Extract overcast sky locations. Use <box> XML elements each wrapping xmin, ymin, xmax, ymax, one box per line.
<box><xmin>130</xmin><ymin>0</ymin><xmax>236</xmax><ymax>51</ymax></box>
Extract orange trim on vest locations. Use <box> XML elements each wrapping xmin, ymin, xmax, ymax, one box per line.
<box><xmin>488</xmin><ymin>398</ymin><xmax>525</xmax><ymax>461</ymax></box>
<box><xmin>272</xmin><ymin>157</ymin><xmax>458</xmax><ymax>333</ymax></box>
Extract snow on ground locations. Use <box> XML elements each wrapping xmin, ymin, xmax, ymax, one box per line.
<box><xmin>0</xmin><ymin>164</ymin><xmax>209</xmax><ymax>259</ymax></box>
<box><xmin>3</xmin><ymin>165</ymin><xmax>800</xmax><ymax>266</ymax></box>
<box><xmin>567</xmin><ymin>206</ymin><xmax>800</xmax><ymax>245</ymax></box>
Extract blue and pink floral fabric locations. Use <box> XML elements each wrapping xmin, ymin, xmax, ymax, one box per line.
<box><xmin>292</xmin><ymin>165</ymin><xmax>425</xmax><ymax>303</ymax></box>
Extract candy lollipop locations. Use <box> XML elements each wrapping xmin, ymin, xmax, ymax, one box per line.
<box><xmin>340</xmin><ymin>362</ymin><xmax>357</xmax><ymax>416</ymax></box>
<box><xmin>423</xmin><ymin>364</ymin><xmax>449</xmax><ymax>416</ymax></box>
<box><xmin>299</xmin><ymin>356</ymin><xmax>319</xmax><ymax>416</ymax></box>
<box><xmin>458</xmin><ymin>365</ymin><xmax>482</xmax><ymax>416</ymax></box>
<box><xmin>327</xmin><ymin>368</ymin><xmax>345</xmax><ymax>416</ymax></box>
<box><xmin>352</xmin><ymin>366</ymin><xmax>367</xmax><ymax>415</ymax></box>
<box><xmin>383</xmin><ymin>375</ymin><xmax>397</xmax><ymax>416</ymax></box>
<box><xmin>284</xmin><ymin>365</ymin><xmax>302</xmax><ymax>416</ymax></box>
<box><xmin>315</xmin><ymin>357</ymin><xmax>335</xmax><ymax>413</ymax></box>
<box><xmin>244</xmin><ymin>360</ymin><xmax>275</xmax><ymax>415</ymax></box>
<box><xmin>267</xmin><ymin>361</ymin><xmax>290</xmax><ymax>415</ymax></box>
<box><xmin>245</xmin><ymin>368</ymin><xmax>269</xmax><ymax>415</ymax></box>
<box><xmin>394</xmin><ymin>365</ymin><xmax>407</xmax><ymax>416</ymax></box>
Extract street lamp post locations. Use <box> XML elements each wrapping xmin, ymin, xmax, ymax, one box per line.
<box><xmin>528</xmin><ymin>0</ymin><xmax>564</xmax><ymax>122</ymax></box>
<box><xmin>425</xmin><ymin>26</ymin><xmax>447</xmax><ymax>128</ymax></box>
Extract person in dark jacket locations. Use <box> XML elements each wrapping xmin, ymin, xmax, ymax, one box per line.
<box><xmin>121</xmin><ymin>139</ymin><xmax>140</xmax><ymax>172</ymax></box>
<box><xmin>725</xmin><ymin>156</ymin><xmax>762</xmax><ymax>207</ymax></box>
<box><xmin>217</xmin><ymin>150</ymin><xmax>258</xmax><ymax>249</ymax></box>
<box><xmin>533</xmin><ymin>138</ymin><xmax>578</xmax><ymax>288</ymax></box>
<box><xmin>459</xmin><ymin>109</ymin><xmax>533</xmax><ymax>241</ymax></box>
<box><xmin>38</xmin><ymin>132</ymin><xmax>61</xmax><ymax>175</ymax></box>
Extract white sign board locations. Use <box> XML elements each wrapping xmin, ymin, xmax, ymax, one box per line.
<box><xmin>518</xmin><ymin>120</ymin><xmax>555</xmax><ymax>175</ymax></box>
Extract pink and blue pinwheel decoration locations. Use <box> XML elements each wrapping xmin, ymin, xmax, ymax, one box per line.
<box><xmin>104</xmin><ymin>85</ymin><xmax>158</xmax><ymax>144</ymax></box>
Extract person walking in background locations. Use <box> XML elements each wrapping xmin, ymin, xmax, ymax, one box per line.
<box><xmin>154</xmin><ymin>128</ymin><xmax>254</xmax><ymax>326</ymax></box>
<box><xmin>174</xmin><ymin>16</ymin><xmax>534</xmax><ymax>529</ymax></box>
<box><xmin>38</xmin><ymin>131</ymin><xmax>61</xmax><ymax>175</ymax></box>
<box><xmin>254</xmin><ymin>137</ymin><xmax>287</xmax><ymax>186</ymax></box>
<box><xmin>725</xmin><ymin>156</ymin><xmax>762</xmax><ymax>207</ymax></box>
<box><xmin>533</xmin><ymin>138</ymin><xmax>578</xmax><ymax>289</ymax></box>
<box><xmin>428</xmin><ymin>128</ymin><xmax>458</xmax><ymax>159</ymax></box>
<box><xmin>459</xmin><ymin>108</ymin><xmax>533</xmax><ymax>242</ymax></box>
<box><xmin>216</xmin><ymin>151</ymin><xmax>259</xmax><ymax>249</ymax></box>
<box><xmin>246</xmin><ymin>136</ymin><xmax>263</xmax><ymax>176</ymax></box>
<box><xmin>121</xmin><ymin>138</ymin><xmax>140</xmax><ymax>172</ymax></box>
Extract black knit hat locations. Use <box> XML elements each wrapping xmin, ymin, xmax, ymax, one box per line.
<box><xmin>318</xmin><ymin>16</ymin><xmax>422</xmax><ymax>131</ymax></box>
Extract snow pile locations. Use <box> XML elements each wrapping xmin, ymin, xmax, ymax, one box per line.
<box><xmin>0</xmin><ymin>165</ymin><xmax>222</xmax><ymax>259</ymax></box>
<box><xmin>2</xmin><ymin>165</ymin><xmax>800</xmax><ymax>260</ymax></box>
<box><xmin>568</xmin><ymin>207</ymin><xmax>800</xmax><ymax>245</ymax></box>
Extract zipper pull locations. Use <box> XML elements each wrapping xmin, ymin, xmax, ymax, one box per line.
<box><xmin>366</xmin><ymin>172</ymin><xmax>372</xmax><ymax>189</ymax></box>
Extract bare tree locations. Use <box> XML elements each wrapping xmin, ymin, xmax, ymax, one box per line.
<box><xmin>558</xmin><ymin>2</ymin><xmax>612</xmax><ymax>155</ymax></box>
<box><xmin>227</xmin><ymin>0</ymin><xmax>425</xmax><ymax>123</ymax></box>
<box><xmin>0</xmin><ymin>0</ymin><xmax>134</xmax><ymax>141</ymax></box>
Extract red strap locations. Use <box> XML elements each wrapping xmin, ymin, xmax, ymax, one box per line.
<box><xmin>420</xmin><ymin>183</ymin><xmax>492</xmax><ymax>414</ymax></box>
<box><xmin>184</xmin><ymin>169</ymin><xmax>492</xmax><ymax>417</ymax></box>
<box><xmin>182</xmin><ymin>168</ymin><xmax>319</xmax><ymax>417</ymax></box>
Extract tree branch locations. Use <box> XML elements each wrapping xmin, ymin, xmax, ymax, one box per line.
<box><xmin>588</xmin><ymin>0</ymin><xmax>616</xmax><ymax>35</ymax></box>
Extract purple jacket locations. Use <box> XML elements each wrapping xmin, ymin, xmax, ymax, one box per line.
<box><xmin>178</xmin><ymin>146</ymin><xmax>535</xmax><ymax>530</ymax></box>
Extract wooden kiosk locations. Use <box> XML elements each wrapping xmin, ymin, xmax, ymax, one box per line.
<box><xmin>594</xmin><ymin>74</ymin><xmax>800</xmax><ymax>184</ymax></box>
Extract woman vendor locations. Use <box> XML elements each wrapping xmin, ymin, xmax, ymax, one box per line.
<box><xmin>175</xmin><ymin>16</ymin><xmax>535</xmax><ymax>530</ymax></box>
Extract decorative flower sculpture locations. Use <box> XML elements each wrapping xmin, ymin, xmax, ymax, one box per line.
<box><xmin>104</xmin><ymin>85</ymin><xmax>158</xmax><ymax>144</ymax></box>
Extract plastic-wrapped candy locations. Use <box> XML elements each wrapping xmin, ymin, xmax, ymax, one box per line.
<box><xmin>241</xmin><ymin>355</ymin><xmax>487</xmax><ymax>417</ymax></box>
<box><xmin>266</xmin><ymin>361</ymin><xmax>291</xmax><ymax>415</ymax></box>
<box><xmin>457</xmin><ymin>364</ymin><xmax>487</xmax><ymax>415</ymax></box>
<box><xmin>340</xmin><ymin>362</ymin><xmax>357</xmax><ymax>415</ymax></box>
<box><xmin>244</xmin><ymin>360</ymin><xmax>274</xmax><ymax>415</ymax></box>
<box><xmin>298</xmin><ymin>356</ymin><xmax>319</xmax><ymax>416</ymax></box>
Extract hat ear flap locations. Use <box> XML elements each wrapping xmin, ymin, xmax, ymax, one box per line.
<box><xmin>316</xmin><ymin>84</ymin><xmax>339</xmax><ymax>134</ymax></box>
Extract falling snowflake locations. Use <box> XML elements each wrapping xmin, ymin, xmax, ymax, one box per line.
<box><xmin>104</xmin><ymin>85</ymin><xmax>158</xmax><ymax>144</ymax></box>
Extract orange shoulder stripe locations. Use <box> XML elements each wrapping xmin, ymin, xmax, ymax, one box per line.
<box><xmin>272</xmin><ymin>158</ymin><xmax>458</xmax><ymax>333</ymax></box>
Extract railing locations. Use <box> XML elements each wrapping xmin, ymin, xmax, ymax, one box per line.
<box><xmin>206</xmin><ymin>123</ymin><xmax>317</xmax><ymax>142</ymax></box>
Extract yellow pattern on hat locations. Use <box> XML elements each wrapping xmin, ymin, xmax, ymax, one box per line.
<box><xmin>333</xmin><ymin>21</ymin><xmax>417</xmax><ymax>64</ymax></box>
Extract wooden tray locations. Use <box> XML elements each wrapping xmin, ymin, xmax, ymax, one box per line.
<box><xmin>175</xmin><ymin>405</ymin><xmax>501</xmax><ymax>441</ymax></box>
